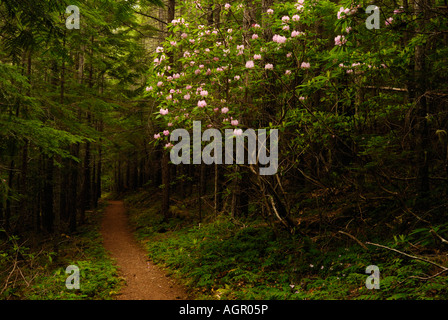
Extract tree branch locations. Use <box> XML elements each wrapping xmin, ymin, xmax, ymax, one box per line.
<box><xmin>365</xmin><ymin>242</ymin><xmax>448</xmax><ymax>271</ymax></box>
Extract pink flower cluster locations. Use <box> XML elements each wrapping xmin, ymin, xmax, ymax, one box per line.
<box><xmin>272</xmin><ymin>34</ymin><xmax>287</xmax><ymax>44</ymax></box>
<box><xmin>334</xmin><ymin>35</ymin><xmax>347</xmax><ymax>46</ymax></box>
<box><xmin>336</xmin><ymin>5</ymin><xmax>360</xmax><ymax>19</ymax></box>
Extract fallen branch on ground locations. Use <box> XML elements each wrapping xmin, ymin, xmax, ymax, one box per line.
<box><xmin>365</xmin><ymin>241</ymin><xmax>448</xmax><ymax>272</ymax></box>
<box><xmin>338</xmin><ymin>231</ymin><xmax>369</xmax><ymax>251</ymax></box>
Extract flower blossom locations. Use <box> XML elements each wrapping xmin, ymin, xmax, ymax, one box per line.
<box><xmin>301</xmin><ymin>61</ymin><xmax>311</xmax><ymax>69</ymax></box>
<box><xmin>221</xmin><ymin>107</ymin><xmax>229</xmax><ymax>114</ymax></box>
<box><xmin>334</xmin><ymin>35</ymin><xmax>347</xmax><ymax>46</ymax></box>
<box><xmin>265</xmin><ymin>63</ymin><xmax>274</xmax><ymax>70</ymax></box>
<box><xmin>273</xmin><ymin>34</ymin><xmax>287</xmax><ymax>44</ymax></box>
<box><xmin>154</xmin><ymin>133</ymin><xmax>161</xmax><ymax>139</ymax></box>
<box><xmin>160</xmin><ymin>108</ymin><xmax>169</xmax><ymax>115</ymax></box>
<box><xmin>197</xmin><ymin>100</ymin><xmax>207</xmax><ymax>107</ymax></box>
<box><xmin>245</xmin><ymin>60</ymin><xmax>255</xmax><ymax>68</ymax></box>
<box><xmin>163</xmin><ymin>130</ymin><xmax>170</xmax><ymax>136</ymax></box>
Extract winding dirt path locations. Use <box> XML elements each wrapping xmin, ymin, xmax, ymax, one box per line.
<box><xmin>101</xmin><ymin>200</ymin><xmax>188</xmax><ymax>300</ymax></box>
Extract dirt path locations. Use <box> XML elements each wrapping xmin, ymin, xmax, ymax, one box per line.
<box><xmin>101</xmin><ymin>200</ymin><xmax>188</xmax><ymax>300</ymax></box>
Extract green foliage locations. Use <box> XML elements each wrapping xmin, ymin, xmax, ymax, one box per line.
<box><xmin>0</xmin><ymin>210</ymin><xmax>122</xmax><ymax>300</ymax></box>
<box><xmin>126</xmin><ymin>191</ymin><xmax>448</xmax><ymax>300</ymax></box>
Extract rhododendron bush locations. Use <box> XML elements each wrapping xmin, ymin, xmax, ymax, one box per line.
<box><xmin>143</xmin><ymin>0</ymin><xmax>448</xmax><ymax>230</ymax></box>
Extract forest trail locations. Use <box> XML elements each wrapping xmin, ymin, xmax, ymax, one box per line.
<box><xmin>100</xmin><ymin>200</ymin><xmax>188</xmax><ymax>300</ymax></box>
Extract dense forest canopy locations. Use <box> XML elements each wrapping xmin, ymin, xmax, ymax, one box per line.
<box><xmin>0</xmin><ymin>0</ymin><xmax>448</xmax><ymax>300</ymax></box>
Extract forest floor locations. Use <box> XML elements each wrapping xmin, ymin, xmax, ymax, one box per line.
<box><xmin>100</xmin><ymin>200</ymin><xmax>188</xmax><ymax>300</ymax></box>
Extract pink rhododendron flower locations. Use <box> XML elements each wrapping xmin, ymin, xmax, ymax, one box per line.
<box><xmin>301</xmin><ymin>62</ymin><xmax>311</xmax><ymax>69</ymax></box>
<box><xmin>181</xmin><ymin>33</ymin><xmax>188</xmax><ymax>39</ymax></box>
<box><xmin>163</xmin><ymin>130</ymin><xmax>170</xmax><ymax>136</ymax></box>
<box><xmin>200</xmin><ymin>90</ymin><xmax>208</xmax><ymax>97</ymax></box>
<box><xmin>156</xmin><ymin>46</ymin><xmax>163</xmax><ymax>53</ymax></box>
<box><xmin>195</xmin><ymin>69</ymin><xmax>201</xmax><ymax>75</ymax></box>
<box><xmin>286</xmin><ymin>52</ymin><xmax>292</xmax><ymax>58</ymax></box>
<box><xmin>186</xmin><ymin>85</ymin><xmax>192</xmax><ymax>90</ymax></box>
<box><xmin>231</xmin><ymin>119</ymin><xmax>239</xmax><ymax>126</ymax></box>
<box><xmin>146</xmin><ymin>86</ymin><xmax>152</xmax><ymax>91</ymax></box>
<box><xmin>224</xmin><ymin>3</ymin><xmax>231</xmax><ymax>9</ymax></box>
<box><xmin>285</xmin><ymin>70</ymin><xmax>291</xmax><ymax>75</ymax></box>
<box><xmin>385</xmin><ymin>17</ymin><xmax>393</xmax><ymax>26</ymax></box>
<box><xmin>184</xmin><ymin>93</ymin><xmax>191</xmax><ymax>100</ymax></box>
<box><xmin>252</xmin><ymin>34</ymin><xmax>259</xmax><ymax>40</ymax></box>
<box><xmin>292</xmin><ymin>15</ymin><xmax>300</xmax><ymax>21</ymax></box>
<box><xmin>291</xmin><ymin>30</ymin><xmax>300</xmax><ymax>37</ymax></box>
<box><xmin>154</xmin><ymin>133</ymin><xmax>161</xmax><ymax>139</ymax></box>
<box><xmin>254</xmin><ymin>54</ymin><xmax>262</xmax><ymax>60</ymax></box>
<box><xmin>170</xmin><ymin>41</ymin><xmax>177</xmax><ymax>46</ymax></box>
<box><xmin>282</xmin><ymin>25</ymin><xmax>290</xmax><ymax>31</ymax></box>
<box><xmin>197</xmin><ymin>100</ymin><xmax>207</xmax><ymax>107</ymax></box>
<box><xmin>234</xmin><ymin>75</ymin><xmax>241</xmax><ymax>80</ymax></box>
<box><xmin>394</xmin><ymin>7</ymin><xmax>404</xmax><ymax>14</ymax></box>
<box><xmin>234</xmin><ymin>129</ymin><xmax>243</xmax><ymax>136</ymax></box>
<box><xmin>265</xmin><ymin>63</ymin><xmax>274</xmax><ymax>69</ymax></box>
<box><xmin>334</xmin><ymin>35</ymin><xmax>347</xmax><ymax>46</ymax></box>
<box><xmin>246</xmin><ymin>60</ymin><xmax>255</xmax><ymax>68</ymax></box>
<box><xmin>157</xmin><ymin>81</ymin><xmax>163</xmax><ymax>87</ymax></box>
<box><xmin>168</xmin><ymin>122</ymin><xmax>173</xmax><ymax>127</ymax></box>
<box><xmin>281</xmin><ymin>16</ymin><xmax>290</xmax><ymax>23</ymax></box>
<box><xmin>221</xmin><ymin>107</ymin><xmax>229</xmax><ymax>114</ymax></box>
<box><xmin>165</xmin><ymin>142</ymin><xmax>173</xmax><ymax>148</ymax></box>
<box><xmin>267</xmin><ymin>9</ymin><xmax>274</xmax><ymax>14</ymax></box>
<box><xmin>273</xmin><ymin>34</ymin><xmax>287</xmax><ymax>43</ymax></box>
<box><xmin>160</xmin><ymin>108</ymin><xmax>169</xmax><ymax>115</ymax></box>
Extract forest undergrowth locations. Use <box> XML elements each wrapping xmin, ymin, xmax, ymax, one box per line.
<box><xmin>124</xmin><ymin>188</ymin><xmax>448</xmax><ymax>300</ymax></box>
<box><xmin>0</xmin><ymin>202</ymin><xmax>122</xmax><ymax>300</ymax></box>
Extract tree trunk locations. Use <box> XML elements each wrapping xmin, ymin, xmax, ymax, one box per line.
<box><xmin>161</xmin><ymin>151</ymin><xmax>171</xmax><ymax>220</ymax></box>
